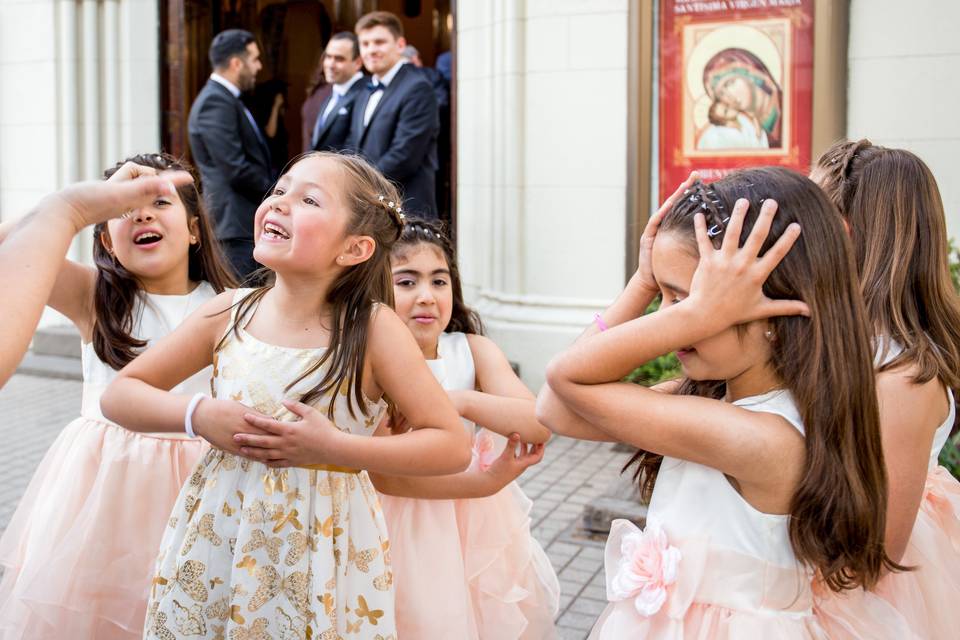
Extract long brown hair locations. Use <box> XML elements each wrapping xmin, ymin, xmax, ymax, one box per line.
<box><xmin>814</xmin><ymin>140</ymin><xmax>960</xmax><ymax>394</ymax></box>
<box><xmin>391</xmin><ymin>217</ymin><xmax>484</xmax><ymax>336</ymax></box>
<box><xmin>92</xmin><ymin>153</ymin><xmax>236</xmax><ymax>369</ymax></box>
<box><xmin>629</xmin><ymin>167</ymin><xmax>899</xmax><ymax>591</ymax></box>
<box><xmin>217</xmin><ymin>152</ymin><xmax>403</xmax><ymax>418</ymax></box>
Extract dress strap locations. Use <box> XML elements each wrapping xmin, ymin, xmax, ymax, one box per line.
<box><xmin>215</xmin><ymin>287</ymin><xmax>255</xmax><ymax>349</ymax></box>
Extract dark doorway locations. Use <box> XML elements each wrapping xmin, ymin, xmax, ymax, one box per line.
<box><xmin>160</xmin><ymin>0</ymin><xmax>456</xmax><ymax>222</ymax></box>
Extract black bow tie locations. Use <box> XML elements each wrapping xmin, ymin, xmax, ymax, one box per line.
<box><xmin>368</xmin><ymin>82</ymin><xmax>385</xmax><ymax>92</ymax></box>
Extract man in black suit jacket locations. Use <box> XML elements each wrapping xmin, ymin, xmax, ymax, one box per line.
<box><xmin>350</xmin><ymin>12</ymin><xmax>440</xmax><ymax>218</ymax></box>
<box><xmin>188</xmin><ymin>29</ymin><xmax>274</xmax><ymax>282</ymax></box>
<box><xmin>311</xmin><ymin>32</ymin><xmax>366</xmax><ymax>153</ymax></box>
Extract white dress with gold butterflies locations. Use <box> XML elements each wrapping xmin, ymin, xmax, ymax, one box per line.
<box><xmin>144</xmin><ymin>290</ymin><xmax>395</xmax><ymax>640</ymax></box>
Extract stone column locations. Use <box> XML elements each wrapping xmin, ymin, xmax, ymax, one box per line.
<box><xmin>456</xmin><ymin>0</ymin><xmax>631</xmax><ymax>390</ymax></box>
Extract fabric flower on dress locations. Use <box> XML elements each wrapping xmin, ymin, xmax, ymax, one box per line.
<box><xmin>471</xmin><ymin>431</ymin><xmax>498</xmax><ymax>472</ymax></box>
<box><xmin>609</xmin><ymin>524</ymin><xmax>681</xmax><ymax>616</ymax></box>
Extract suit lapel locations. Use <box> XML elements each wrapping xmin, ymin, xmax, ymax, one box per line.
<box><xmin>237</xmin><ymin>99</ymin><xmax>271</xmax><ymax>164</ymax></box>
<box><xmin>315</xmin><ymin>93</ymin><xmax>338</xmax><ymax>143</ymax></box>
<box><xmin>360</xmin><ymin>64</ymin><xmax>409</xmax><ymax>146</ymax></box>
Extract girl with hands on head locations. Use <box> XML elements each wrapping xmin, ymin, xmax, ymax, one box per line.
<box><xmin>540</xmin><ymin>167</ymin><xmax>903</xmax><ymax>638</ymax></box>
<box><xmin>0</xmin><ymin>153</ymin><xmax>235</xmax><ymax>640</ymax></box>
<box><xmin>0</xmin><ymin>163</ymin><xmax>192</xmax><ymax>387</ymax></box>
<box><xmin>101</xmin><ymin>153</ymin><xmax>471</xmax><ymax>639</ymax></box>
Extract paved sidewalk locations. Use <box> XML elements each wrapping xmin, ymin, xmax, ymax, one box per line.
<box><xmin>0</xmin><ymin>373</ymin><xmax>632</xmax><ymax>639</ymax></box>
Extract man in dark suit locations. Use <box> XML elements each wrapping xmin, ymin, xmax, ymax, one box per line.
<box><xmin>188</xmin><ymin>29</ymin><xmax>274</xmax><ymax>282</ymax></box>
<box><xmin>310</xmin><ymin>32</ymin><xmax>366</xmax><ymax>153</ymax></box>
<box><xmin>349</xmin><ymin>12</ymin><xmax>440</xmax><ymax>219</ymax></box>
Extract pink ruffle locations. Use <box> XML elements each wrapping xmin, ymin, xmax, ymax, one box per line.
<box><xmin>0</xmin><ymin>417</ymin><xmax>205</xmax><ymax>639</ymax></box>
<box><xmin>380</xmin><ymin>480</ymin><xmax>559</xmax><ymax>640</ymax></box>
<box><xmin>816</xmin><ymin>465</ymin><xmax>960</xmax><ymax>640</ymax></box>
<box><xmin>590</xmin><ymin>520</ymin><xmax>830</xmax><ymax>639</ymax></box>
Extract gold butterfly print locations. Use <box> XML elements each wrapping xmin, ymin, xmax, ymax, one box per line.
<box><xmin>168</xmin><ymin>516</ymin><xmax>179</xmax><ymax>529</ymax></box>
<box><xmin>314</xmin><ymin>515</ymin><xmax>343</xmax><ymax>540</ymax></box>
<box><xmin>204</xmin><ymin>596</ymin><xmax>230</xmax><ymax>622</ymax></box>
<box><xmin>317</xmin><ymin>593</ymin><xmax>335</xmax><ymax>617</ymax></box>
<box><xmin>222</xmin><ymin>501</ymin><xmax>236</xmax><ymax>517</ymax></box>
<box><xmin>276</xmin><ymin>606</ymin><xmax>308</xmax><ymax>640</ymax></box>
<box><xmin>263</xmin><ymin>469</ymin><xmax>290</xmax><ymax>496</ymax></box>
<box><xmin>345</xmin><ymin>618</ymin><xmax>362</xmax><ymax>634</ymax></box>
<box><xmin>285</xmin><ymin>487</ymin><xmax>305</xmax><ymax>506</ymax></box>
<box><xmin>347</xmin><ymin>539</ymin><xmax>379</xmax><ymax>573</ymax></box>
<box><xmin>248</xmin><ymin>565</ymin><xmax>280</xmax><ymax>612</ymax></box>
<box><xmin>281</xmin><ymin>570</ymin><xmax>313</xmax><ymax>619</ymax></box>
<box><xmin>354</xmin><ymin>595</ymin><xmax>384</xmax><ymax>626</ymax></box>
<box><xmin>231</xmin><ymin>604</ymin><xmax>246</xmax><ymax>624</ymax></box>
<box><xmin>230</xmin><ymin>617</ymin><xmax>271</xmax><ymax>640</ymax></box>
<box><xmin>243</xmin><ymin>529</ymin><xmax>283</xmax><ymax>564</ymax></box>
<box><xmin>211</xmin><ymin>624</ymin><xmax>225</xmax><ymax>640</ymax></box>
<box><xmin>244</xmin><ymin>499</ymin><xmax>282</xmax><ymax>525</ymax></box>
<box><xmin>236</xmin><ymin>554</ymin><xmax>258</xmax><ymax>576</ymax></box>
<box><xmin>209</xmin><ymin>576</ymin><xmax>224</xmax><ymax>590</ymax></box>
<box><xmin>150</xmin><ymin>575</ymin><xmax>169</xmax><ymax>599</ymax></box>
<box><xmin>272</xmin><ymin>507</ymin><xmax>303</xmax><ymax>534</ymax></box>
<box><xmin>374</xmin><ymin>636</ymin><xmax>397</xmax><ymax>640</ymax></box>
<box><xmin>316</xmin><ymin>628</ymin><xmax>342</xmax><ymax>640</ymax></box>
<box><xmin>285</xmin><ymin>531</ymin><xmax>309</xmax><ymax>566</ymax></box>
<box><xmin>171</xmin><ymin>599</ymin><xmax>206</xmax><ymax>635</ymax></box>
<box><xmin>182</xmin><ymin>513</ymin><xmax>223</xmax><ymax>555</ymax></box>
<box><xmin>175</xmin><ymin>559</ymin><xmax>209</xmax><ymax>603</ymax></box>
<box><xmin>185</xmin><ymin>495</ymin><xmax>202</xmax><ymax>522</ymax></box>
<box><xmin>230</xmin><ymin>391</ymin><xmax>243</xmax><ymax>402</ymax></box>
<box><xmin>373</xmin><ymin>570</ymin><xmax>393</xmax><ymax>591</ymax></box>
<box><xmin>145</xmin><ymin>609</ymin><xmax>176</xmax><ymax>640</ymax></box>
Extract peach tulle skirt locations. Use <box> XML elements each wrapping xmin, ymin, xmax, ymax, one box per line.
<box><xmin>815</xmin><ymin>465</ymin><xmax>960</xmax><ymax>640</ymax></box>
<box><xmin>590</xmin><ymin>520</ymin><xmax>833</xmax><ymax>640</ymax></box>
<box><xmin>0</xmin><ymin>417</ymin><xmax>205</xmax><ymax>639</ymax></box>
<box><xmin>380</xmin><ymin>481</ymin><xmax>560</xmax><ymax>639</ymax></box>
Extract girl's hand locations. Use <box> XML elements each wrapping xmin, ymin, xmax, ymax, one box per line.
<box><xmin>191</xmin><ymin>398</ymin><xmax>272</xmax><ymax>455</ymax></box>
<box><xmin>51</xmin><ymin>167</ymin><xmax>192</xmax><ymax>231</ymax></box>
<box><xmin>632</xmin><ymin>172</ymin><xmax>699</xmax><ymax>297</ymax></box>
<box><xmin>485</xmin><ymin>434</ymin><xmax>545</xmax><ymax>487</ymax></box>
<box><xmin>235</xmin><ymin>400</ymin><xmax>347</xmax><ymax>468</ymax></box>
<box><xmin>688</xmin><ymin>198</ymin><xmax>809</xmax><ymax>331</ymax></box>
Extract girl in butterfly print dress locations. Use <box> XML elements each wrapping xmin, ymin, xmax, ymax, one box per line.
<box><xmin>810</xmin><ymin>141</ymin><xmax>960</xmax><ymax>639</ymax></box>
<box><xmin>364</xmin><ymin>219</ymin><xmax>560</xmax><ymax>639</ymax></box>
<box><xmin>101</xmin><ymin>153</ymin><xmax>470</xmax><ymax>640</ymax></box>
<box><xmin>0</xmin><ymin>154</ymin><xmax>235</xmax><ymax>640</ymax></box>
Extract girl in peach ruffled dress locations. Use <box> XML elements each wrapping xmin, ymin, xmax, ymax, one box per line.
<box><xmin>0</xmin><ymin>153</ymin><xmax>235</xmax><ymax>639</ymax></box>
<box><xmin>810</xmin><ymin>140</ymin><xmax>960</xmax><ymax>640</ymax></box>
<box><xmin>540</xmin><ymin>169</ymin><xmax>909</xmax><ymax>639</ymax></box>
<box><xmin>371</xmin><ymin>218</ymin><xmax>560</xmax><ymax>639</ymax></box>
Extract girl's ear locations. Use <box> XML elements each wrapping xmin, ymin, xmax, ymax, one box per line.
<box><xmin>339</xmin><ymin>235</ymin><xmax>376</xmax><ymax>266</ymax></box>
<box><xmin>100</xmin><ymin>228</ymin><xmax>115</xmax><ymax>255</ymax></box>
<box><xmin>188</xmin><ymin>216</ymin><xmax>201</xmax><ymax>245</ymax></box>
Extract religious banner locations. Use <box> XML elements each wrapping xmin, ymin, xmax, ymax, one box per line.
<box><xmin>659</xmin><ymin>0</ymin><xmax>815</xmax><ymax>200</ymax></box>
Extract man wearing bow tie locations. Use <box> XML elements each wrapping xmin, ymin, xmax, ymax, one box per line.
<box><xmin>311</xmin><ymin>32</ymin><xmax>366</xmax><ymax>153</ymax></box>
<box><xmin>188</xmin><ymin>29</ymin><xmax>274</xmax><ymax>282</ymax></box>
<box><xmin>349</xmin><ymin>11</ymin><xmax>440</xmax><ymax>219</ymax></box>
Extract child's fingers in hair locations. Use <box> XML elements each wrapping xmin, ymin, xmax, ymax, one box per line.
<box><xmin>742</xmin><ymin>198</ymin><xmax>779</xmax><ymax>257</ymax></box>
<box><xmin>721</xmin><ymin>198</ymin><xmax>749</xmax><ymax>255</ymax></box>
<box><xmin>758</xmin><ymin>220</ymin><xmax>802</xmax><ymax>277</ymax></box>
<box><xmin>693</xmin><ymin>213</ymin><xmax>713</xmax><ymax>257</ymax></box>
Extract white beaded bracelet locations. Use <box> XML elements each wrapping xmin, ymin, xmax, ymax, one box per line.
<box><xmin>184</xmin><ymin>392</ymin><xmax>206</xmax><ymax>439</ymax></box>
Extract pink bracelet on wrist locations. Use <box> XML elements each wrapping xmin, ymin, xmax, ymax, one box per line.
<box><xmin>594</xmin><ymin>313</ymin><xmax>609</xmax><ymax>332</ymax></box>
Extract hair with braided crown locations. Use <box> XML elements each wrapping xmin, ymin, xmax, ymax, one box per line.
<box><xmin>628</xmin><ymin>167</ymin><xmax>901</xmax><ymax>591</ymax></box>
<box><xmin>217</xmin><ymin>152</ymin><xmax>404</xmax><ymax>418</ymax></box>
<box><xmin>92</xmin><ymin>153</ymin><xmax>236</xmax><ymax>369</ymax></box>
<box><xmin>813</xmin><ymin>140</ymin><xmax>960</xmax><ymax>395</ymax></box>
<box><xmin>391</xmin><ymin>217</ymin><xmax>484</xmax><ymax>336</ymax></box>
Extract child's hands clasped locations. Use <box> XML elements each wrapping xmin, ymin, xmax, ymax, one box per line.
<box><xmin>191</xmin><ymin>398</ymin><xmax>272</xmax><ymax>456</ymax></box>
<box><xmin>687</xmin><ymin>198</ymin><xmax>810</xmax><ymax>330</ymax></box>
<box><xmin>234</xmin><ymin>400</ymin><xmax>345</xmax><ymax>468</ymax></box>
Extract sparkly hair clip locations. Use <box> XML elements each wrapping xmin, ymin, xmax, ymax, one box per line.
<box><xmin>377</xmin><ymin>194</ymin><xmax>405</xmax><ymax>222</ymax></box>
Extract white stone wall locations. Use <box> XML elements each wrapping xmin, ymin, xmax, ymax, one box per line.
<box><xmin>457</xmin><ymin>0</ymin><xmax>629</xmax><ymax>389</ymax></box>
<box><xmin>847</xmin><ymin>0</ymin><xmax>960</xmax><ymax>240</ymax></box>
<box><xmin>0</xmin><ymin>0</ymin><xmax>159</xmax><ymax>325</ymax></box>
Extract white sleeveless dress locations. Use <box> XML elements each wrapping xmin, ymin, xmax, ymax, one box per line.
<box><xmin>815</xmin><ymin>341</ymin><xmax>960</xmax><ymax>639</ymax></box>
<box><xmin>379</xmin><ymin>331</ymin><xmax>560</xmax><ymax>639</ymax></box>
<box><xmin>145</xmin><ymin>289</ymin><xmax>395</xmax><ymax>640</ymax></box>
<box><xmin>0</xmin><ymin>283</ymin><xmax>215</xmax><ymax>640</ymax></box>
<box><xmin>590</xmin><ymin>390</ymin><xmax>830</xmax><ymax>639</ymax></box>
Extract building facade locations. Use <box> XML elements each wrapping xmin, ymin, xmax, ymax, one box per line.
<box><xmin>1</xmin><ymin>0</ymin><xmax>957</xmax><ymax>386</ymax></box>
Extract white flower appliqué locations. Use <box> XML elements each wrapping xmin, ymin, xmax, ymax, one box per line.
<box><xmin>609</xmin><ymin>524</ymin><xmax>681</xmax><ymax>616</ymax></box>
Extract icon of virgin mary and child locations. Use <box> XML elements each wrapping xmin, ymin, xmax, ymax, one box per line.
<box><xmin>696</xmin><ymin>47</ymin><xmax>783</xmax><ymax>151</ymax></box>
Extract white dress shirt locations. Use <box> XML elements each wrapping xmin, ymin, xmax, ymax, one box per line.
<box><xmin>312</xmin><ymin>71</ymin><xmax>364</xmax><ymax>146</ymax></box>
<box><xmin>363</xmin><ymin>60</ymin><xmax>406</xmax><ymax>128</ymax></box>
